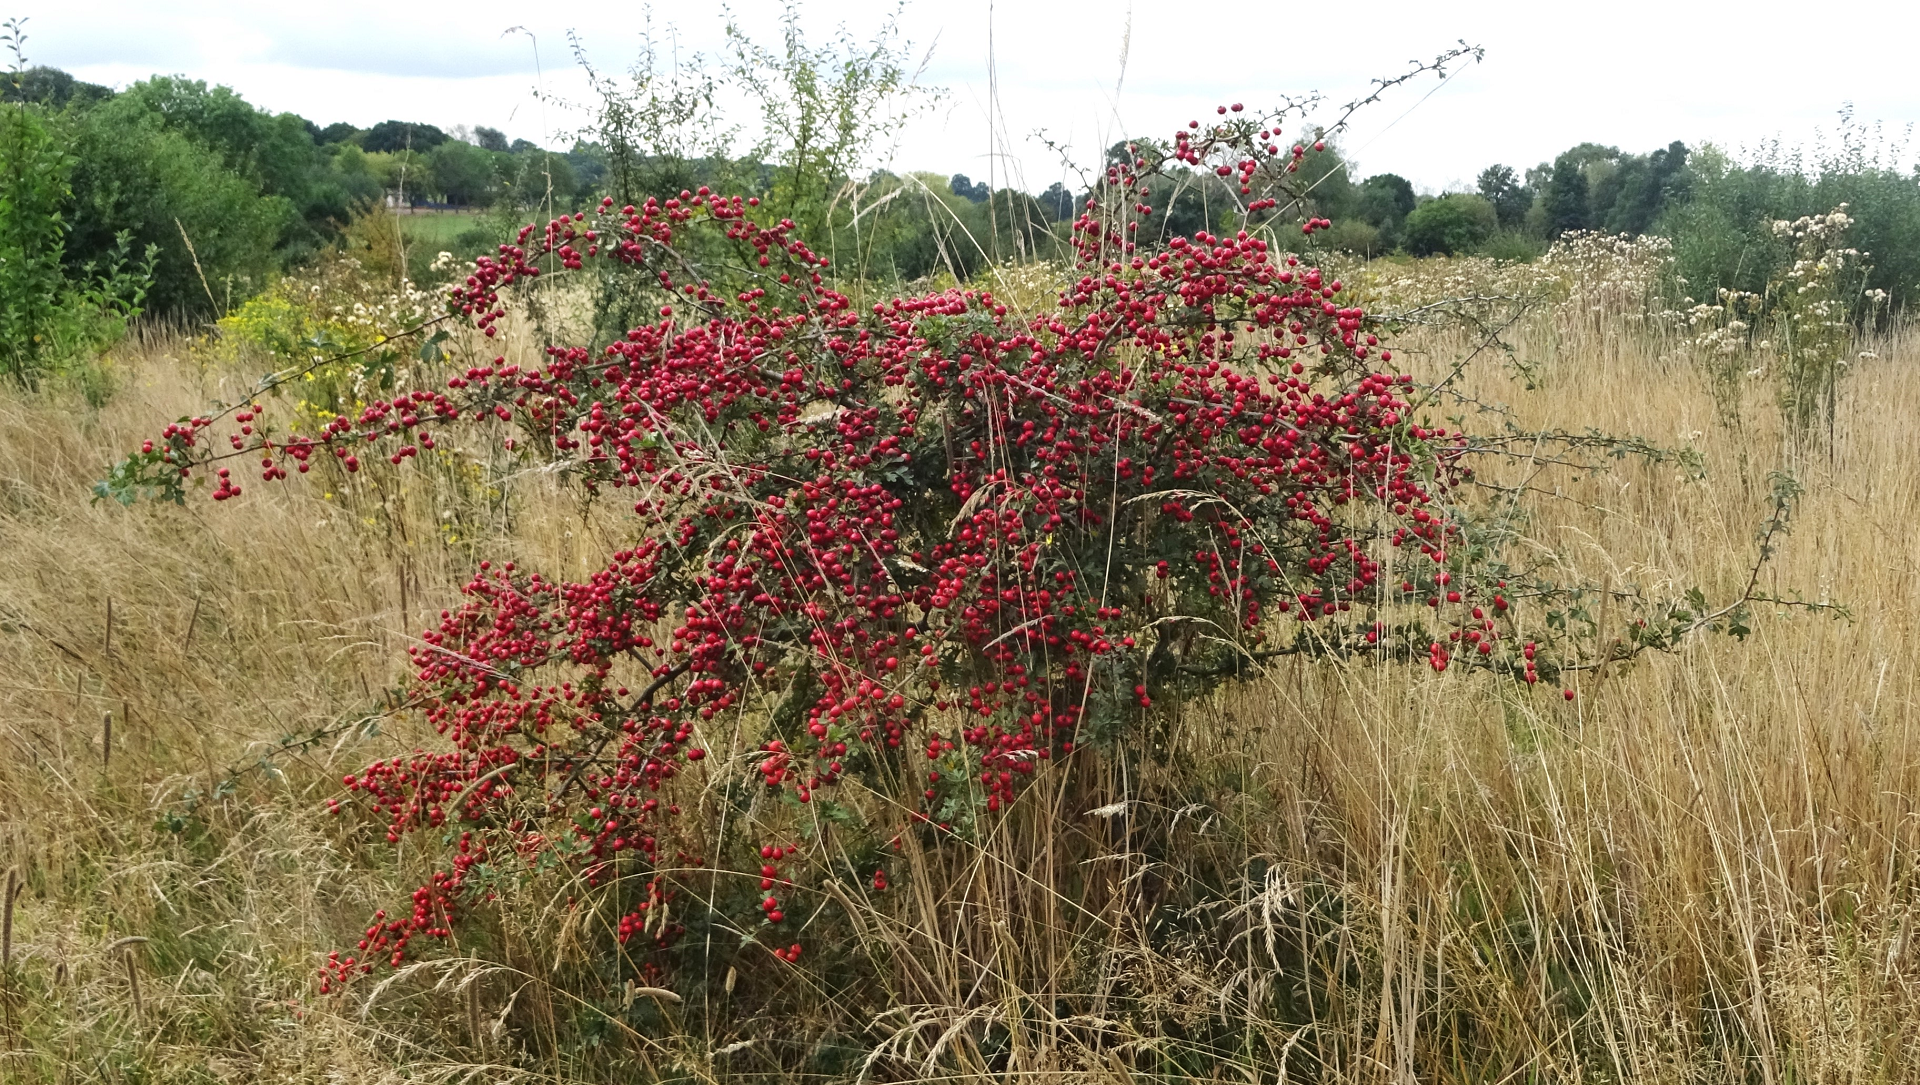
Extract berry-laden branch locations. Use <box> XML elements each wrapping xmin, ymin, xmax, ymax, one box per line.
<box><xmin>107</xmin><ymin>102</ymin><xmax>1777</xmax><ymax>1001</ymax></box>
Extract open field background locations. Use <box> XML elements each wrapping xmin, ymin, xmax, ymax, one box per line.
<box><xmin>2</xmin><ymin>286</ymin><xmax>1916</xmax><ymax>1083</ymax></box>
<box><xmin>394</xmin><ymin>210</ymin><xmax>492</xmax><ymax>250</ymax></box>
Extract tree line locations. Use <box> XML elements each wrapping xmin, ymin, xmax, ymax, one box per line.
<box><xmin>6</xmin><ymin>43</ymin><xmax>1920</xmax><ymax>355</ymax></box>
<box><xmin>1312</xmin><ymin>134</ymin><xmax>1920</xmax><ymax>312</ymax></box>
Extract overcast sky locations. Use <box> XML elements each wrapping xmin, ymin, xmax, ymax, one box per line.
<box><xmin>12</xmin><ymin>0</ymin><xmax>1920</xmax><ymax>194</ymax></box>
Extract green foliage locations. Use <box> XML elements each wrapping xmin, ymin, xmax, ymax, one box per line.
<box><xmin>1296</xmin><ymin>143</ymin><xmax>1362</xmax><ymax>225</ymax></box>
<box><xmin>108</xmin><ymin>76</ymin><xmax>368</xmax><ymax>254</ymax></box>
<box><xmin>14</xmin><ymin>67</ymin><xmax>412</xmax><ymax>318</ymax></box>
<box><xmin>427</xmin><ymin>138</ymin><xmax>495</xmax><ymax>206</ymax></box>
<box><xmin>0</xmin><ymin>20</ymin><xmax>154</xmax><ymax>384</ymax></box>
<box><xmin>1681</xmin><ymin>204</ymin><xmax>1882</xmax><ymax>449</ymax></box>
<box><xmin>0</xmin><ymin>59</ymin><xmax>70</xmax><ymax>381</ymax></box>
<box><xmin>59</xmin><ymin>92</ymin><xmax>291</xmax><ymax>317</ymax></box>
<box><xmin>723</xmin><ymin>1</ymin><xmax>939</xmax><ymax>246</ymax></box>
<box><xmin>948</xmin><ymin>172</ymin><xmax>988</xmax><ymax>202</ymax></box>
<box><xmin>210</xmin><ymin>243</ymin><xmax>440</xmax><ymax>418</ymax></box>
<box><xmin>323</xmin><ymin>141</ymin><xmax>386</xmax><ymax>206</ymax></box>
<box><xmin>1476</xmin><ymin>164</ymin><xmax>1531</xmax><ymax>228</ymax></box>
<box><xmin>847</xmin><ymin>172</ymin><xmax>1057</xmax><ymax>282</ymax></box>
<box><xmin>1038</xmin><ymin>180</ymin><xmax>1076</xmax><ymax>220</ymax></box>
<box><xmin>1347</xmin><ymin>173</ymin><xmax>1416</xmax><ymax>249</ymax></box>
<box><xmin>1091</xmin><ymin>136</ymin><xmax>1359</xmax><ymax>252</ymax></box>
<box><xmin>1662</xmin><ymin>133</ymin><xmax>1920</xmax><ymax>313</ymax></box>
<box><xmin>0</xmin><ymin>63</ymin><xmax>109</xmax><ymax>107</ymax></box>
<box><xmin>559</xmin><ymin>4</ymin><xmax>1034</xmax><ymax>331</ymax></box>
<box><xmin>1479</xmin><ymin>228</ymin><xmax>1548</xmax><ymax>261</ymax></box>
<box><xmin>1542</xmin><ymin>152</ymin><xmax>1591</xmax><ymax>236</ymax></box>
<box><xmin>498</xmin><ymin>147</ymin><xmax>581</xmax><ymax>211</ymax></box>
<box><xmin>569</xmin><ymin>17</ymin><xmax>739</xmax><ymax>210</ymax></box>
<box><xmin>1403</xmin><ymin>192</ymin><xmax>1497</xmax><ymax>256</ymax></box>
<box><xmin>1515</xmin><ymin>141</ymin><xmax>1691</xmax><ymax>244</ymax></box>
<box><xmin>1595</xmin><ymin>140</ymin><xmax>1689</xmax><ymax>234</ymax></box>
<box><xmin>1358</xmin><ymin>173</ymin><xmax>1416</xmax><ymax>223</ymax></box>
<box><xmin>315</xmin><ymin>120</ymin><xmax>359</xmax><ymax>145</ymax></box>
<box><xmin>359</xmin><ymin>119</ymin><xmax>448</xmax><ymax>153</ymax></box>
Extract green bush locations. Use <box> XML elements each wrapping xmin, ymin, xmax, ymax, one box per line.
<box><xmin>1403</xmin><ymin>193</ymin><xmax>1497</xmax><ymax>256</ymax></box>
<box><xmin>1662</xmin><ymin>143</ymin><xmax>1920</xmax><ymax>314</ymax></box>
<box><xmin>58</xmin><ymin>94</ymin><xmax>291</xmax><ymax>318</ymax></box>
<box><xmin>0</xmin><ymin>87</ymin><xmax>69</xmax><ymax>380</ymax></box>
<box><xmin>1480</xmin><ymin>228</ymin><xmax>1548</xmax><ymax>262</ymax></box>
<box><xmin>1</xmin><ymin>56</ymin><xmax>153</xmax><ymax>386</ymax></box>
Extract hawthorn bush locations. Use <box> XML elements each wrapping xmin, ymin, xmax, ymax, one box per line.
<box><xmin>113</xmin><ymin>101</ymin><xmax>1745</xmax><ymax>1025</ymax></box>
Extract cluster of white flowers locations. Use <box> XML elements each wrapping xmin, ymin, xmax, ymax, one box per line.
<box><xmin>277</xmin><ymin>254</ymin><xmax>444</xmax><ymax>344</ymax></box>
<box><xmin>1540</xmin><ymin>232</ymin><xmax>1678</xmax><ymax>322</ymax></box>
<box><xmin>1683</xmin><ymin>289</ymin><xmax>1760</xmax><ymax>359</ymax></box>
<box><xmin>1334</xmin><ymin>231</ymin><xmax>1679</xmax><ymax>332</ymax></box>
<box><xmin>1771</xmin><ymin>206</ymin><xmax>1852</xmax><ymax>241</ymax></box>
<box><xmin>1336</xmin><ymin>253</ymin><xmax>1556</xmax><ymax>317</ymax></box>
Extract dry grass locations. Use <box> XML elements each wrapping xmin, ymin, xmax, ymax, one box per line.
<box><xmin>0</xmin><ymin>297</ymin><xmax>1917</xmax><ymax>1083</ymax></box>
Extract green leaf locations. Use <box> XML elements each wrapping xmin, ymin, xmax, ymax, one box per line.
<box><xmin>417</xmin><ymin>328</ymin><xmax>451</xmax><ymax>364</ymax></box>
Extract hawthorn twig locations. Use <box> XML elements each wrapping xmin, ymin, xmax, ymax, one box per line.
<box><xmin>552</xmin><ymin>661</ymin><xmax>693</xmax><ymax>801</ymax></box>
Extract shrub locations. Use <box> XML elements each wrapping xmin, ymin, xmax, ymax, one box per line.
<box><xmin>1479</xmin><ymin>228</ymin><xmax>1547</xmax><ymax>262</ymax></box>
<box><xmin>113</xmin><ymin>89</ymin><xmax>1779</xmax><ymax>1045</ymax></box>
<box><xmin>1403</xmin><ymin>193</ymin><xmax>1497</xmax><ymax>256</ymax></box>
<box><xmin>1</xmin><ymin>28</ymin><xmax>154</xmax><ymax>386</ymax></box>
<box><xmin>1319</xmin><ymin>217</ymin><xmax>1384</xmax><ymax>255</ymax></box>
<box><xmin>210</xmin><ymin>247</ymin><xmax>440</xmax><ymax>409</ymax></box>
<box><xmin>1680</xmin><ymin>205</ymin><xmax>1883</xmax><ymax>446</ymax></box>
<box><xmin>59</xmin><ymin>93</ymin><xmax>291</xmax><ymax>317</ymax></box>
<box><xmin>0</xmin><ymin>76</ymin><xmax>74</xmax><ymax>382</ymax></box>
<box><xmin>1662</xmin><ymin>139</ymin><xmax>1920</xmax><ymax>313</ymax></box>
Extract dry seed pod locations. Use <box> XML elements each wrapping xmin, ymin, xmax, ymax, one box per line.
<box><xmin>632</xmin><ymin>985</ymin><xmax>682</xmax><ymax>1004</ymax></box>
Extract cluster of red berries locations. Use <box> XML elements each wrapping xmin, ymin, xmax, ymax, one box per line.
<box><xmin>614</xmin><ymin>878</ymin><xmax>685</xmax><ymax>948</ymax></box>
<box><xmin>318</xmin><ymin>830</ymin><xmax>488</xmax><ymax>993</ymax></box>
<box><xmin>756</xmin><ymin>843</ymin><xmax>798</xmax><ymax>925</ymax></box>
<box><xmin>1166</xmin><ymin>103</ymin><xmax>1325</xmax><ymax>188</ymax></box>
<box><xmin>129</xmin><ymin>113</ymin><xmax>1571</xmax><ymax>994</ymax></box>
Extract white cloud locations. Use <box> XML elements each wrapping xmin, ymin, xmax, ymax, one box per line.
<box><xmin>11</xmin><ymin>0</ymin><xmax>1920</xmax><ymax>191</ymax></box>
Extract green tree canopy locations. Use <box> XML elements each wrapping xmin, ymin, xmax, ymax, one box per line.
<box><xmin>1476</xmin><ymin>164</ymin><xmax>1532</xmax><ymax>228</ymax></box>
<box><xmin>106</xmin><ymin>77</ymin><xmax>366</xmax><ymax>253</ymax></box>
<box><xmin>1542</xmin><ymin>152</ymin><xmax>1592</xmax><ymax>236</ymax></box>
<box><xmin>1357</xmin><ymin>174</ymin><xmax>1416</xmax><ymax>227</ymax></box>
<box><xmin>1</xmin><ymin>65</ymin><xmax>110</xmax><ymax>107</ymax></box>
<box><xmin>429</xmin><ymin>139</ymin><xmax>496</xmax><ymax>206</ymax></box>
<box><xmin>1403</xmin><ymin>192</ymin><xmax>1497</xmax><ymax>255</ymax></box>
<box><xmin>949</xmin><ymin>173</ymin><xmax>988</xmax><ymax>203</ymax></box>
<box><xmin>361</xmin><ymin>120</ymin><xmax>448</xmax><ymax>154</ymax></box>
<box><xmin>316</xmin><ymin>121</ymin><xmax>360</xmax><ymax>145</ymax></box>
<box><xmin>59</xmin><ymin>96</ymin><xmax>290</xmax><ymax>316</ymax></box>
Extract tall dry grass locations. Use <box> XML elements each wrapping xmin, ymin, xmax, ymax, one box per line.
<box><xmin>0</xmin><ymin>293</ymin><xmax>1916</xmax><ymax>1083</ymax></box>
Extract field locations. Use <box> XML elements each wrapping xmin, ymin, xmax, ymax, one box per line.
<box><xmin>9</xmin><ymin>6</ymin><xmax>1920</xmax><ymax>1079</ymax></box>
<box><xmin>394</xmin><ymin>209</ymin><xmax>491</xmax><ymax>250</ymax></box>
<box><xmin>1</xmin><ymin>247</ymin><xmax>1916</xmax><ymax>1084</ymax></box>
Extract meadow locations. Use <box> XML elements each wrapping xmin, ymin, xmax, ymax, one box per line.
<box><xmin>394</xmin><ymin>209</ymin><xmax>491</xmax><ymax>249</ymax></box>
<box><xmin>5</xmin><ymin>15</ymin><xmax>1920</xmax><ymax>1081</ymax></box>
<box><xmin>1</xmin><ymin>229</ymin><xmax>1916</xmax><ymax>1082</ymax></box>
